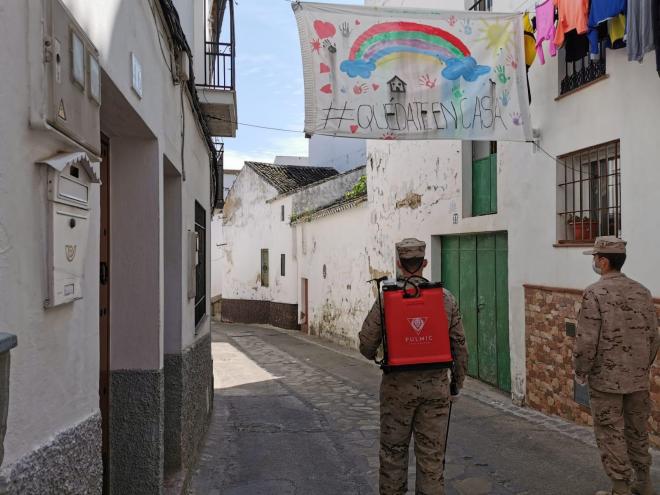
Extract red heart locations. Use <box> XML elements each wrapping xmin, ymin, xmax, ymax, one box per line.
<box><xmin>372</xmin><ymin>83</ymin><xmax>380</xmax><ymax>91</ymax></box>
<box><xmin>320</xmin><ymin>84</ymin><xmax>332</xmax><ymax>94</ymax></box>
<box><xmin>350</xmin><ymin>125</ymin><xmax>359</xmax><ymax>134</ymax></box>
<box><xmin>314</xmin><ymin>20</ymin><xmax>336</xmax><ymax>39</ymax></box>
<box><xmin>320</xmin><ymin>63</ymin><xmax>330</xmax><ymax>74</ymax></box>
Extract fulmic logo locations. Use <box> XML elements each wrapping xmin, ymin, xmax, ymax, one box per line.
<box><xmin>407</xmin><ymin>317</ymin><xmax>428</xmax><ymax>335</ymax></box>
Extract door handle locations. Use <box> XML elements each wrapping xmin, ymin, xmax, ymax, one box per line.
<box><xmin>100</xmin><ymin>262</ymin><xmax>108</xmax><ymax>285</ymax></box>
<box><xmin>477</xmin><ymin>303</ymin><xmax>486</xmax><ymax>313</ymax></box>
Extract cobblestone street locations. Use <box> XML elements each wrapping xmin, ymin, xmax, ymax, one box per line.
<box><xmin>189</xmin><ymin>323</ymin><xmax>659</xmax><ymax>495</ymax></box>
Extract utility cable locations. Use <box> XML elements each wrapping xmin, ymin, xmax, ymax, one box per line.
<box><xmin>206</xmin><ymin>115</ymin><xmax>303</xmax><ymax>133</ymax></box>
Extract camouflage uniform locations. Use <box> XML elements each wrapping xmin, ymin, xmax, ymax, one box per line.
<box><xmin>359</xmin><ymin>239</ymin><xmax>468</xmax><ymax>495</ymax></box>
<box><xmin>574</xmin><ymin>237</ymin><xmax>659</xmax><ymax>493</ymax></box>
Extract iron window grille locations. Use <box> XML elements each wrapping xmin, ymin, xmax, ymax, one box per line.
<box><xmin>200</xmin><ymin>0</ymin><xmax>235</xmax><ymax>90</ymax></box>
<box><xmin>558</xmin><ymin>38</ymin><xmax>607</xmax><ymax>96</ymax></box>
<box><xmin>557</xmin><ymin>140</ymin><xmax>621</xmax><ymax>243</ymax></box>
<box><xmin>194</xmin><ymin>201</ymin><xmax>207</xmax><ymax>326</ymax></box>
<box><xmin>468</xmin><ymin>0</ymin><xmax>492</xmax><ymax>11</ymax></box>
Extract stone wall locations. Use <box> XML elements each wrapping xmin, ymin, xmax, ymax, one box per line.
<box><xmin>221</xmin><ymin>299</ymin><xmax>299</xmax><ymax>330</ymax></box>
<box><xmin>524</xmin><ymin>285</ymin><xmax>660</xmax><ymax>448</ymax></box>
<box><xmin>109</xmin><ymin>369</ymin><xmax>164</xmax><ymax>494</ymax></box>
<box><xmin>0</xmin><ymin>413</ymin><xmax>102</xmax><ymax>494</ymax></box>
<box><xmin>291</xmin><ymin>166</ymin><xmax>366</xmax><ymax>216</ymax></box>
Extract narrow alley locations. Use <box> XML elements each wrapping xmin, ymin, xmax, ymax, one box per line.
<box><xmin>190</xmin><ymin>323</ymin><xmax>659</xmax><ymax>495</ymax></box>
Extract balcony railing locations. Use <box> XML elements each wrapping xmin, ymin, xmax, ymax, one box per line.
<box><xmin>211</xmin><ymin>139</ymin><xmax>224</xmax><ymax>210</ymax></box>
<box><xmin>202</xmin><ymin>41</ymin><xmax>234</xmax><ymax>90</ymax></box>
<box><xmin>559</xmin><ymin>39</ymin><xmax>607</xmax><ymax>96</ymax></box>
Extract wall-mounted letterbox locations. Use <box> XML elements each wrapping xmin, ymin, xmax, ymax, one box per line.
<box><xmin>38</xmin><ymin>152</ymin><xmax>100</xmax><ymax>307</ymax></box>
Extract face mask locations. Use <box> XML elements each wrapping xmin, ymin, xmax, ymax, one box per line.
<box><xmin>592</xmin><ymin>258</ymin><xmax>602</xmax><ymax>275</ymax></box>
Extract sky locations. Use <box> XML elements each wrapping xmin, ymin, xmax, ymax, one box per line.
<box><xmin>223</xmin><ymin>0</ymin><xmax>362</xmax><ymax>170</ymax></box>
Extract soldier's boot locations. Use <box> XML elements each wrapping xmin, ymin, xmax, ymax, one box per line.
<box><xmin>631</xmin><ymin>468</ymin><xmax>655</xmax><ymax>495</ymax></box>
<box><xmin>595</xmin><ymin>480</ymin><xmax>632</xmax><ymax>495</ymax></box>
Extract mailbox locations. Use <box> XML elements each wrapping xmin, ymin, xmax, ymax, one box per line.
<box><xmin>37</xmin><ymin>152</ymin><xmax>100</xmax><ymax>307</ymax></box>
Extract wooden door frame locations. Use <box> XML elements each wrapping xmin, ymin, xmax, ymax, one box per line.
<box><xmin>301</xmin><ymin>278</ymin><xmax>309</xmax><ymax>334</ymax></box>
<box><xmin>99</xmin><ymin>134</ymin><xmax>110</xmax><ymax>493</ymax></box>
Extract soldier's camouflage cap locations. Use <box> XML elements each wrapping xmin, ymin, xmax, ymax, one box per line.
<box><xmin>396</xmin><ymin>238</ymin><xmax>426</xmax><ymax>260</ymax></box>
<box><xmin>583</xmin><ymin>236</ymin><xmax>627</xmax><ymax>255</ymax></box>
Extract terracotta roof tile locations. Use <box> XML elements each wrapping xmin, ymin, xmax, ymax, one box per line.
<box><xmin>246</xmin><ymin>162</ymin><xmax>339</xmax><ymax>194</ymax></box>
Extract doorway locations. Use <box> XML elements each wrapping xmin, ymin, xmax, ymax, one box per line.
<box><xmin>99</xmin><ymin>135</ymin><xmax>110</xmax><ymax>492</ymax></box>
<box><xmin>440</xmin><ymin>232</ymin><xmax>510</xmax><ymax>392</ymax></box>
<box><xmin>300</xmin><ymin>278</ymin><xmax>309</xmax><ymax>334</ymax></box>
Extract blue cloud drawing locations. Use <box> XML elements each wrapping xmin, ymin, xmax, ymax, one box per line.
<box><xmin>340</xmin><ymin>60</ymin><xmax>377</xmax><ymax>79</ymax></box>
<box><xmin>442</xmin><ymin>57</ymin><xmax>490</xmax><ymax>82</ymax></box>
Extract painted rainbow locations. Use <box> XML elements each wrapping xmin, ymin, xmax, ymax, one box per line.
<box><xmin>340</xmin><ymin>21</ymin><xmax>490</xmax><ymax>82</ymax></box>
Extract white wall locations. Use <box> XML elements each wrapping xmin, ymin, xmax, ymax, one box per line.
<box><xmin>309</xmin><ymin>135</ymin><xmax>367</xmax><ymax>172</ymax></box>
<box><xmin>294</xmin><ymin>205</ymin><xmax>372</xmax><ymax>348</ymax></box>
<box><xmin>221</xmin><ymin>167</ymin><xmax>297</xmax><ymax>304</ymax></box>
<box><xmin>0</xmin><ymin>0</ymin><xmax>214</xmax><ymax>467</ymax></box>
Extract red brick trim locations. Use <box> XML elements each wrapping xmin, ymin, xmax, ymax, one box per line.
<box><xmin>523</xmin><ymin>284</ymin><xmax>584</xmax><ymax>296</ymax></box>
<box><xmin>523</xmin><ymin>284</ymin><xmax>660</xmax><ymax>304</ymax></box>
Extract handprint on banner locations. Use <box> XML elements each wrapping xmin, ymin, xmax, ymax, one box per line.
<box><xmin>447</xmin><ymin>15</ymin><xmax>457</xmax><ymax>27</ymax></box>
<box><xmin>323</xmin><ymin>39</ymin><xmax>337</xmax><ymax>54</ymax></box>
<box><xmin>495</xmin><ymin>65</ymin><xmax>510</xmax><ymax>84</ymax></box>
<box><xmin>506</xmin><ymin>54</ymin><xmax>518</xmax><ymax>70</ymax></box>
<box><xmin>419</xmin><ymin>74</ymin><xmax>437</xmax><ymax>89</ymax></box>
<box><xmin>499</xmin><ymin>89</ymin><xmax>510</xmax><ymax>107</ymax></box>
<box><xmin>451</xmin><ymin>84</ymin><xmax>464</xmax><ymax>105</ymax></box>
<box><xmin>510</xmin><ymin>112</ymin><xmax>523</xmax><ymax>126</ymax></box>
<box><xmin>461</xmin><ymin>19</ymin><xmax>472</xmax><ymax>35</ymax></box>
<box><xmin>339</xmin><ymin>21</ymin><xmax>352</xmax><ymax>38</ymax></box>
<box><xmin>353</xmin><ymin>83</ymin><xmax>369</xmax><ymax>94</ymax></box>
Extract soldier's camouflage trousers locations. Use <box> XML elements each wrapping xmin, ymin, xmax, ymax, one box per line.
<box><xmin>589</xmin><ymin>388</ymin><xmax>652</xmax><ymax>482</ymax></box>
<box><xmin>380</xmin><ymin>370</ymin><xmax>450</xmax><ymax>495</ymax></box>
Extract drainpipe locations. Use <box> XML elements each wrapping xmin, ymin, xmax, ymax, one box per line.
<box><xmin>0</xmin><ymin>333</ymin><xmax>17</xmax><ymax>468</ymax></box>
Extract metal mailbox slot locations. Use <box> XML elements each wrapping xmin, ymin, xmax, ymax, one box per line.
<box><xmin>38</xmin><ymin>152</ymin><xmax>100</xmax><ymax>307</ymax></box>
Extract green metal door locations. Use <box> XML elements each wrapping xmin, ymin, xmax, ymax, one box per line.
<box><xmin>472</xmin><ymin>154</ymin><xmax>497</xmax><ymax>216</ymax></box>
<box><xmin>440</xmin><ymin>232</ymin><xmax>510</xmax><ymax>391</ymax></box>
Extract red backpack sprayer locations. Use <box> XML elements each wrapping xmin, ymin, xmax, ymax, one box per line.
<box><xmin>369</xmin><ymin>274</ymin><xmax>459</xmax><ymax>469</ymax></box>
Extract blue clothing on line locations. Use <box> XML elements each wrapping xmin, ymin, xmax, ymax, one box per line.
<box><xmin>588</xmin><ymin>0</ymin><xmax>627</xmax><ymax>54</ymax></box>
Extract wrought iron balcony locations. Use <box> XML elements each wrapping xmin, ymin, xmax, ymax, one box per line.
<box><xmin>559</xmin><ymin>39</ymin><xmax>607</xmax><ymax>96</ymax></box>
<box><xmin>197</xmin><ymin>0</ymin><xmax>237</xmax><ymax>137</ymax></box>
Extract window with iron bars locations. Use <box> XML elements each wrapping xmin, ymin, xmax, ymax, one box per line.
<box><xmin>468</xmin><ymin>0</ymin><xmax>492</xmax><ymax>11</ymax></box>
<box><xmin>556</xmin><ymin>141</ymin><xmax>621</xmax><ymax>243</ymax></box>
<box><xmin>194</xmin><ymin>201</ymin><xmax>207</xmax><ymax>327</ymax></box>
<box><xmin>558</xmin><ymin>37</ymin><xmax>607</xmax><ymax>96</ymax></box>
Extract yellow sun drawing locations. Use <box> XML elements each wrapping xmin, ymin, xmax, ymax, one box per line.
<box><xmin>475</xmin><ymin>20</ymin><xmax>514</xmax><ymax>55</ymax></box>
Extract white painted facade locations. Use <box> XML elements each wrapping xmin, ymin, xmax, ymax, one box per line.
<box><xmin>294</xmin><ymin>205</ymin><xmax>371</xmax><ymax>348</ymax></box>
<box><xmin>221</xmin><ymin>166</ymin><xmax>298</xmax><ymax>305</ymax></box>
<box><xmin>0</xmin><ymin>0</ymin><xmax>223</xmax><ymax>483</ymax></box>
<box><xmin>309</xmin><ymin>134</ymin><xmax>367</xmax><ymax>172</ymax></box>
<box><xmin>211</xmin><ymin>169</ymin><xmax>240</xmax><ymax>299</ymax></box>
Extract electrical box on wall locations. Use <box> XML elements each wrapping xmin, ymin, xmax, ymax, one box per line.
<box><xmin>38</xmin><ymin>152</ymin><xmax>100</xmax><ymax>308</ymax></box>
<box><xmin>40</xmin><ymin>0</ymin><xmax>101</xmax><ymax>155</ymax></box>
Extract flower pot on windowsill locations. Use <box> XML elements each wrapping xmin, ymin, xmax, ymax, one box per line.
<box><xmin>568</xmin><ymin>221</ymin><xmax>599</xmax><ymax>241</ymax></box>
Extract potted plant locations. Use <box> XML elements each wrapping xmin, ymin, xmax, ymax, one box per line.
<box><xmin>567</xmin><ymin>215</ymin><xmax>599</xmax><ymax>241</ymax></box>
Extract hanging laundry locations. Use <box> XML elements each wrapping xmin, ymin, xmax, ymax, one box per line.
<box><xmin>653</xmin><ymin>0</ymin><xmax>660</xmax><ymax>76</ymax></box>
<box><xmin>608</xmin><ymin>14</ymin><xmax>627</xmax><ymax>49</ymax></box>
<box><xmin>553</xmin><ymin>0</ymin><xmax>589</xmax><ymax>48</ymax></box>
<box><xmin>523</xmin><ymin>12</ymin><xmax>537</xmax><ymax>67</ymax></box>
<box><xmin>523</xmin><ymin>12</ymin><xmax>536</xmax><ymax>104</ymax></box>
<box><xmin>564</xmin><ymin>29</ymin><xmax>590</xmax><ymax>63</ymax></box>
<box><xmin>587</xmin><ymin>0</ymin><xmax>627</xmax><ymax>54</ymax></box>
<box><xmin>627</xmin><ymin>0</ymin><xmax>655</xmax><ymax>62</ymax></box>
<box><xmin>536</xmin><ymin>0</ymin><xmax>557</xmax><ymax>64</ymax></box>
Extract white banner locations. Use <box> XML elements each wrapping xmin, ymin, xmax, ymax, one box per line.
<box><xmin>293</xmin><ymin>2</ymin><xmax>532</xmax><ymax>141</ymax></box>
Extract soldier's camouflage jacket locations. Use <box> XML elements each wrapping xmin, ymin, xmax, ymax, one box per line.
<box><xmin>574</xmin><ymin>272</ymin><xmax>660</xmax><ymax>393</ymax></box>
<box><xmin>359</xmin><ymin>286</ymin><xmax>469</xmax><ymax>388</ymax></box>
